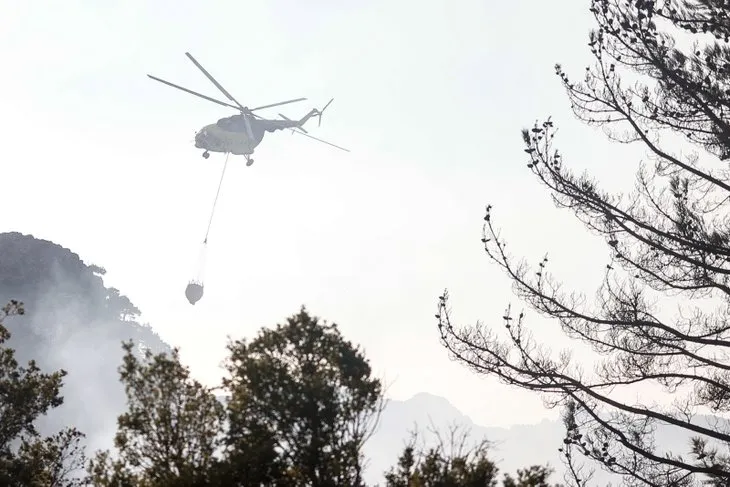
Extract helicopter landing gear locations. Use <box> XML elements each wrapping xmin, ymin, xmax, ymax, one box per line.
<box><xmin>245</xmin><ymin>156</ymin><xmax>254</xmax><ymax>167</ymax></box>
<box><xmin>202</xmin><ymin>151</ymin><xmax>210</xmax><ymax>159</ymax></box>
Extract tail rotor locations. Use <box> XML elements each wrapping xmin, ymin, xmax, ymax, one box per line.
<box><xmin>317</xmin><ymin>98</ymin><xmax>334</xmax><ymax>127</ymax></box>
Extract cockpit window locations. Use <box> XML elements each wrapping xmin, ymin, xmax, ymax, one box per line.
<box><xmin>217</xmin><ymin>117</ymin><xmax>236</xmax><ymax>130</ymax></box>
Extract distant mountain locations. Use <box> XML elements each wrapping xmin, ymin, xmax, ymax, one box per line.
<box><xmin>363</xmin><ymin>392</ymin><xmax>567</xmax><ymax>485</ymax></box>
<box><xmin>364</xmin><ymin>392</ymin><xmax>724</xmax><ymax>486</ymax></box>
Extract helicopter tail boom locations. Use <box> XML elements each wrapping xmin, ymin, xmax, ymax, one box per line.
<box><xmin>275</xmin><ymin>104</ymin><xmax>350</xmax><ymax>153</ymax></box>
<box><xmin>288</xmin><ymin>98</ymin><xmax>335</xmax><ymax>130</ymax></box>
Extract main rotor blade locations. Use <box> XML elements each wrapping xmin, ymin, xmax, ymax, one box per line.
<box><xmin>251</xmin><ymin>98</ymin><xmax>307</xmax><ymax>112</ymax></box>
<box><xmin>185</xmin><ymin>52</ymin><xmax>246</xmax><ymax>110</ymax></box>
<box><xmin>147</xmin><ymin>75</ymin><xmax>241</xmax><ymax>111</ymax></box>
<box><xmin>294</xmin><ymin>131</ymin><xmax>350</xmax><ymax>152</ymax></box>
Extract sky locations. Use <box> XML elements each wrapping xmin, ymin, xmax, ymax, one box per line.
<box><xmin>0</xmin><ymin>0</ymin><xmax>654</xmax><ymax>427</ymax></box>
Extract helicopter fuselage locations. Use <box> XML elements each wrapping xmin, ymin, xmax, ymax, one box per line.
<box><xmin>194</xmin><ymin>115</ymin><xmax>266</xmax><ymax>156</ymax></box>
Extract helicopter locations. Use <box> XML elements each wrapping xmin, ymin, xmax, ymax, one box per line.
<box><xmin>148</xmin><ymin>52</ymin><xmax>349</xmax><ymax>166</ymax></box>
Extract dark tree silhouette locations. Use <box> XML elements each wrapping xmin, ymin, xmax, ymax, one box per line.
<box><xmin>383</xmin><ymin>423</ymin><xmax>557</xmax><ymax>487</ymax></box>
<box><xmin>437</xmin><ymin>1</ymin><xmax>730</xmax><ymax>485</ymax></box>
<box><xmin>0</xmin><ymin>300</ymin><xmax>87</xmax><ymax>486</ymax></box>
<box><xmin>223</xmin><ymin>307</ymin><xmax>384</xmax><ymax>486</ymax></box>
<box><xmin>383</xmin><ymin>424</ymin><xmax>500</xmax><ymax>487</ymax></box>
<box><xmin>87</xmin><ymin>341</ymin><xmax>226</xmax><ymax>486</ymax></box>
<box><xmin>85</xmin><ymin>308</ymin><xmax>385</xmax><ymax>486</ymax></box>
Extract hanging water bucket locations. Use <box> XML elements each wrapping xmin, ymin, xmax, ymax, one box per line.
<box><xmin>184</xmin><ymin>153</ymin><xmax>229</xmax><ymax>307</ymax></box>
<box><xmin>185</xmin><ymin>281</ymin><xmax>204</xmax><ymax>305</ymax></box>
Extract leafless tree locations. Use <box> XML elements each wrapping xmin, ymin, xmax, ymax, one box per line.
<box><xmin>438</xmin><ymin>1</ymin><xmax>730</xmax><ymax>485</ymax></box>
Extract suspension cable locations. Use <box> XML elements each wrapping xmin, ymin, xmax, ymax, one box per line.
<box><xmin>203</xmin><ymin>152</ymin><xmax>230</xmax><ymax>244</ymax></box>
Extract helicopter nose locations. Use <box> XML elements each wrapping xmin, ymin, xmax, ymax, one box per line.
<box><xmin>195</xmin><ymin>130</ymin><xmax>207</xmax><ymax>147</ymax></box>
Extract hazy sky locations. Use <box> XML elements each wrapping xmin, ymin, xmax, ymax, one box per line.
<box><xmin>1</xmin><ymin>0</ymin><xmax>651</xmax><ymax>427</ymax></box>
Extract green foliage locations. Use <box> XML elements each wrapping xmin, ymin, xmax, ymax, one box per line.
<box><xmin>0</xmin><ymin>300</ymin><xmax>87</xmax><ymax>486</ymax></box>
<box><xmin>502</xmin><ymin>465</ymin><xmax>554</xmax><ymax>487</ymax></box>
<box><xmin>90</xmin><ymin>307</ymin><xmax>383</xmax><ymax>486</ymax></box>
<box><xmin>222</xmin><ymin>306</ymin><xmax>384</xmax><ymax>486</ymax></box>
<box><xmin>384</xmin><ymin>425</ymin><xmax>556</xmax><ymax>487</ymax></box>
<box><xmin>8</xmin><ymin>428</ymin><xmax>88</xmax><ymax>487</ymax></box>
<box><xmin>87</xmin><ymin>341</ymin><xmax>226</xmax><ymax>487</ymax></box>
<box><xmin>384</xmin><ymin>443</ymin><xmax>498</xmax><ymax>487</ymax></box>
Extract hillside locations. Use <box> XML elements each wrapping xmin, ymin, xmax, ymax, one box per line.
<box><xmin>0</xmin><ymin>231</ymin><xmax>173</xmax><ymax>453</ymax></box>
